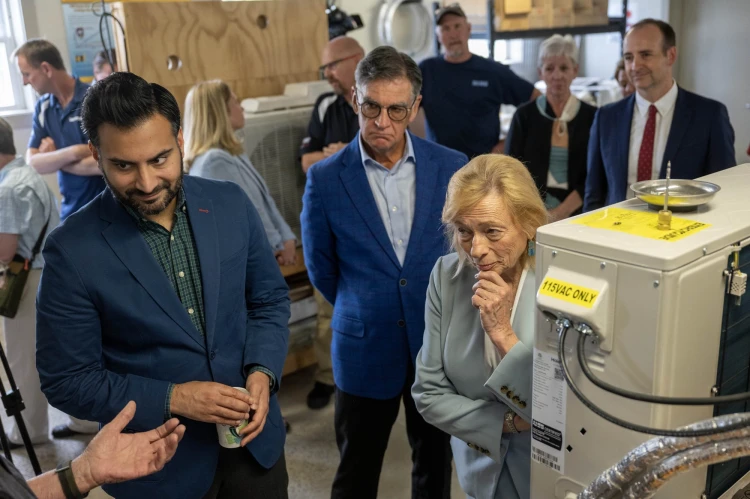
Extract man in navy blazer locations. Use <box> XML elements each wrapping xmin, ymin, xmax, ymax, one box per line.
<box><xmin>36</xmin><ymin>73</ymin><xmax>290</xmax><ymax>499</ymax></box>
<box><xmin>302</xmin><ymin>47</ymin><xmax>468</xmax><ymax>498</ymax></box>
<box><xmin>584</xmin><ymin>19</ymin><xmax>735</xmax><ymax>212</ymax></box>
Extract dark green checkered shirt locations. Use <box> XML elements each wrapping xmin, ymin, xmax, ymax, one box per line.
<box><xmin>122</xmin><ymin>188</ymin><xmax>276</xmax><ymax>420</ymax></box>
<box><xmin>124</xmin><ymin>189</ymin><xmax>206</xmax><ymax>336</ymax></box>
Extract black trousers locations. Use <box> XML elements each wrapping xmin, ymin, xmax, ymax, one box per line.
<box><xmin>202</xmin><ymin>447</ymin><xmax>288</xmax><ymax>499</ymax></box>
<box><xmin>331</xmin><ymin>370</ymin><xmax>453</xmax><ymax>499</ymax></box>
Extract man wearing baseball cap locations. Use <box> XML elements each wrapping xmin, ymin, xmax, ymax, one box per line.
<box><xmin>418</xmin><ymin>3</ymin><xmax>540</xmax><ymax>158</ymax></box>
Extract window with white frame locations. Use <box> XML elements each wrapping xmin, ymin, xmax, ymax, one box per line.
<box><xmin>0</xmin><ymin>0</ymin><xmax>27</xmax><ymax>112</ymax></box>
<box><xmin>468</xmin><ymin>38</ymin><xmax>524</xmax><ymax>66</ymax></box>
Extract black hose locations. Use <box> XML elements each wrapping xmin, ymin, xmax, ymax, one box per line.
<box><xmin>94</xmin><ymin>0</ymin><xmax>127</xmax><ymax>70</ymax></box>
<box><xmin>558</xmin><ymin>324</ymin><xmax>750</xmax><ymax>437</ymax></box>
<box><xmin>576</xmin><ymin>331</ymin><xmax>750</xmax><ymax>405</ymax></box>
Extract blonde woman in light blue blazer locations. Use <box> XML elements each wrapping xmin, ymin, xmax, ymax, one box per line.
<box><xmin>412</xmin><ymin>154</ymin><xmax>548</xmax><ymax>499</ymax></box>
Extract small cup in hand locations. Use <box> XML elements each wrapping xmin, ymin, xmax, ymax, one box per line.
<box><xmin>216</xmin><ymin>387</ymin><xmax>252</xmax><ymax>448</ymax></box>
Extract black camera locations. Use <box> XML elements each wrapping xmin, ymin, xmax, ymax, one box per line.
<box><xmin>327</xmin><ymin>4</ymin><xmax>364</xmax><ymax>40</ymax></box>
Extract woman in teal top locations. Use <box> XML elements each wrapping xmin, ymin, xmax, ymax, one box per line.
<box><xmin>505</xmin><ymin>35</ymin><xmax>597</xmax><ymax>221</ymax></box>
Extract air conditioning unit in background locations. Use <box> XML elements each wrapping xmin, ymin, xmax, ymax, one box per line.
<box><xmin>240</xmin><ymin>81</ymin><xmax>332</xmax><ymax>241</ymax></box>
<box><xmin>240</xmin><ymin>82</ymin><xmax>333</xmax><ymax>352</ymax></box>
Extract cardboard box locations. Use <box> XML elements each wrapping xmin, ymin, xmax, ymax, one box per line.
<box><xmin>504</xmin><ymin>0</ymin><xmax>532</xmax><ymax>15</ymax></box>
<box><xmin>572</xmin><ymin>0</ymin><xmax>609</xmax><ymax>26</ymax></box>
<box><xmin>494</xmin><ymin>0</ymin><xmax>550</xmax><ymax>31</ymax></box>
<box><xmin>550</xmin><ymin>0</ymin><xmax>575</xmax><ymax>27</ymax></box>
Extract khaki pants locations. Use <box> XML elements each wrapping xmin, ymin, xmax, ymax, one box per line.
<box><xmin>3</xmin><ymin>268</ymin><xmax>98</xmax><ymax>444</ymax></box>
<box><xmin>313</xmin><ymin>289</ymin><xmax>334</xmax><ymax>386</ymax></box>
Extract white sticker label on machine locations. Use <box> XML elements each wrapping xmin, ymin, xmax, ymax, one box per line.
<box><xmin>531</xmin><ymin>347</ymin><xmax>567</xmax><ymax>475</ymax></box>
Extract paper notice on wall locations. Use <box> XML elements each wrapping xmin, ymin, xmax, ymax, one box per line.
<box><xmin>531</xmin><ymin>347</ymin><xmax>567</xmax><ymax>475</ymax></box>
<box><xmin>62</xmin><ymin>3</ymin><xmax>115</xmax><ymax>83</ymax></box>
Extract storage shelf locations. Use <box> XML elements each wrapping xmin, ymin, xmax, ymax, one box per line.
<box><xmin>491</xmin><ymin>18</ymin><xmax>625</xmax><ymax>40</ymax></box>
<box><xmin>486</xmin><ymin>0</ymin><xmax>628</xmax><ymax>58</ymax></box>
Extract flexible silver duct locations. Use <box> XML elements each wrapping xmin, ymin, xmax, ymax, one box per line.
<box><xmin>622</xmin><ymin>438</ymin><xmax>750</xmax><ymax>498</ymax></box>
<box><xmin>580</xmin><ymin>413</ymin><xmax>750</xmax><ymax>499</ymax></box>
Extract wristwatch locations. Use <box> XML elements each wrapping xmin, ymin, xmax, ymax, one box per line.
<box><xmin>505</xmin><ymin>410</ymin><xmax>519</xmax><ymax>434</ymax></box>
<box><xmin>56</xmin><ymin>460</ymin><xmax>87</xmax><ymax>499</ymax></box>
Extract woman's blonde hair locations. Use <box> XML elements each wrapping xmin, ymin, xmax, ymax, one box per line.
<box><xmin>183</xmin><ymin>80</ymin><xmax>244</xmax><ymax>171</ymax></box>
<box><xmin>442</xmin><ymin>154</ymin><xmax>548</xmax><ymax>273</ymax></box>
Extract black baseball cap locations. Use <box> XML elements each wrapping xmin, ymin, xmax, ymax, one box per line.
<box><xmin>435</xmin><ymin>3</ymin><xmax>466</xmax><ymax>25</ymax></box>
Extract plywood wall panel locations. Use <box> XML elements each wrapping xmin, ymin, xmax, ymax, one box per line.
<box><xmin>112</xmin><ymin>0</ymin><xmax>326</xmax><ymax>102</ymax></box>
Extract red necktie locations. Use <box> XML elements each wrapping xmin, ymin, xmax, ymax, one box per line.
<box><xmin>637</xmin><ymin>104</ymin><xmax>657</xmax><ymax>182</ymax></box>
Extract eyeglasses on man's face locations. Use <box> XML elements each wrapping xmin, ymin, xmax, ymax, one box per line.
<box><xmin>353</xmin><ymin>92</ymin><xmax>417</xmax><ymax>122</ymax></box>
<box><xmin>319</xmin><ymin>54</ymin><xmax>359</xmax><ymax>79</ymax></box>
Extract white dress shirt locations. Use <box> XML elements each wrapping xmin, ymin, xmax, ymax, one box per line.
<box><xmin>359</xmin><ymin>133</ymin><xmax>416</xmax><ymax>266</ymax></box>
<box><xmin>626</xmin><ymin>81</ymin><xmax>679</xmax><ymax>198</ymax></box>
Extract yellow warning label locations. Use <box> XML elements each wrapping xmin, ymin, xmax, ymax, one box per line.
<box><xmin>539</xmin><ymin>278</ymin><xmax>599</xmax><ymax>309</ymax></box>
<box><xmin>572</xmin><ymin>208</ymin><xmax>710</xmax><ymax>242</ymax></box>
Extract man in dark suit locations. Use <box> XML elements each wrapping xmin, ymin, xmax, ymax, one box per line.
<box><xmin>301</xmin><ymin>46</ymin><xmax>467</xmax><ymax>499</ymax></box>
<box><xmin>36</xmin><ymin>72</ymin><xmax>290</xmax><ymax>499</ymax></box>
<box><xmin>584</xmin><ymin>19</ymin><xmax>735</xmax><ymax>211</ymax></box>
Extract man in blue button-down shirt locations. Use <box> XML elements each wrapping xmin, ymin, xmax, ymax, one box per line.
<box><xmin>14</xmin><ymin>39</ymin><xmax>106</xmax><ymax>221</ymax></box>
<box><xmin>360</xmin><ymin>131</ymin><xmax>416</xmax><ymax>266</ymax></box>
<box><xmin>302</xmin><ymin>46</ymin><xmax>468</xmax><ymax>499</ymax></box>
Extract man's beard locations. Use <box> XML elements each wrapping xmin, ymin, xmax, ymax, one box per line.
<box><xmin>445</xmin><ymin>43</ymin><xmax>466</xmax><ymax>59</ymax></box>
<box><xmin>328</xmin><ymin>78</ymin><xmax>345</xmax><ymax>96</ymax></box>
<box><xmin>102</xmin><ymin>159</ymin><xmax>184</xmax><ymax>218</ymax></box>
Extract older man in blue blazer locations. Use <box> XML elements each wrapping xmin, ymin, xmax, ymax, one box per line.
<box><xmin>302</xmin><ymin>46</ymin><xmax>468</xmax><ymax>499</ymax></box>
<box><xmin>584</xmin><ymin>19</ymin><xmax>735</xmax><ymax>212</ymax></box>
<box><xmin>36</xmin><ymin>73</ymin><xmax>290</xmax><ymax>499</ymax></box>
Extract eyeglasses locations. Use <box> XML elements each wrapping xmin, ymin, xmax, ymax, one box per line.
<box><xmin>353</xmin><ymin>93</ymin><xmax>417</xmax><ymax>122</ymax></box>
<box><xmin>318</xmin><ymin>54</ymin><xmax>359</xmax><ymax>79</ymax></box>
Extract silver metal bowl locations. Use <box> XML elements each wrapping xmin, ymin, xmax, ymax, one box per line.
<box><xmin>630</xmin><ymin>179</ymin><xmax>721</xmax><ymax>211</ymax></box>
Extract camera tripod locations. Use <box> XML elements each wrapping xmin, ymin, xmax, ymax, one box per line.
<box><xmin>0</xmin><ymin>340</ymin><xmax>42</xmax><ymax>475</ymax></box>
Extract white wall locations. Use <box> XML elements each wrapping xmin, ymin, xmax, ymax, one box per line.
<box><xmin>580</xmin><ymin>0</ymin><xmax>671</xmax><ymax>79</ymax></box>
<box><xmin>11</xmin><ymin>117</ymin><xmax>31</xmax><ymax>157</ymax></box>
<box><xmin>12</xmin><ymin>0</ymin><xmax>68</xmax><ymax>153</ymax></box>
<box><xmin>671</xmin><ymin>0</ymin><xmax>750</xmax><ymax>163</ymax></box>
<box><xmin>580</xmin><ymin>33</ymin><xmax>621</xmax><ymax>79</ymax></box>
<box><xmin>20</xmin><ymin>0</ymin><xmax>69</xmax><ymax>60</ymax></box>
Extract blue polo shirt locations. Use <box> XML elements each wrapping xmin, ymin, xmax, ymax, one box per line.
<box><xmin>419</xmin><ymin>55</ymin><xmax>535</xmax><ymax>159</ymax></box>
<box><xmin>28</xmin><ymin>78</ymin><xmax>106</xmax><ymax>220</ymax></box>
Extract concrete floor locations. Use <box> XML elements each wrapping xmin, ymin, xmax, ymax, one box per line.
<box><xmin>2</xmin><ymin>364</ymin><xmax>464</xmax><ymax>499</ymax></box>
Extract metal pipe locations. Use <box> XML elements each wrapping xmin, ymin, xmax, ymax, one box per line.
<box><xmin>622</xmin><ymin>438</ymin><xmax>750</xmax><ymax>498</ymax></box>
<box><xmin>580</xmin><ymin>413</ymin><xmax>750</xmax><ymax>499</ymax></box>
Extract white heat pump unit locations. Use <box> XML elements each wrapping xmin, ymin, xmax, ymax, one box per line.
<box><xmin>241</xmin><ymin>81</ymin><xmax>332</xmax><ymax>240</ymax></box>
<box><xmin>532</xmin><ymin>164</ymin><xmax>750</xmax><ymax>498</ymax></box>
<box><xmin>240</xmin><ymin>82</ymin><xmax>333</xmax><ymax>347</ymax></box>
